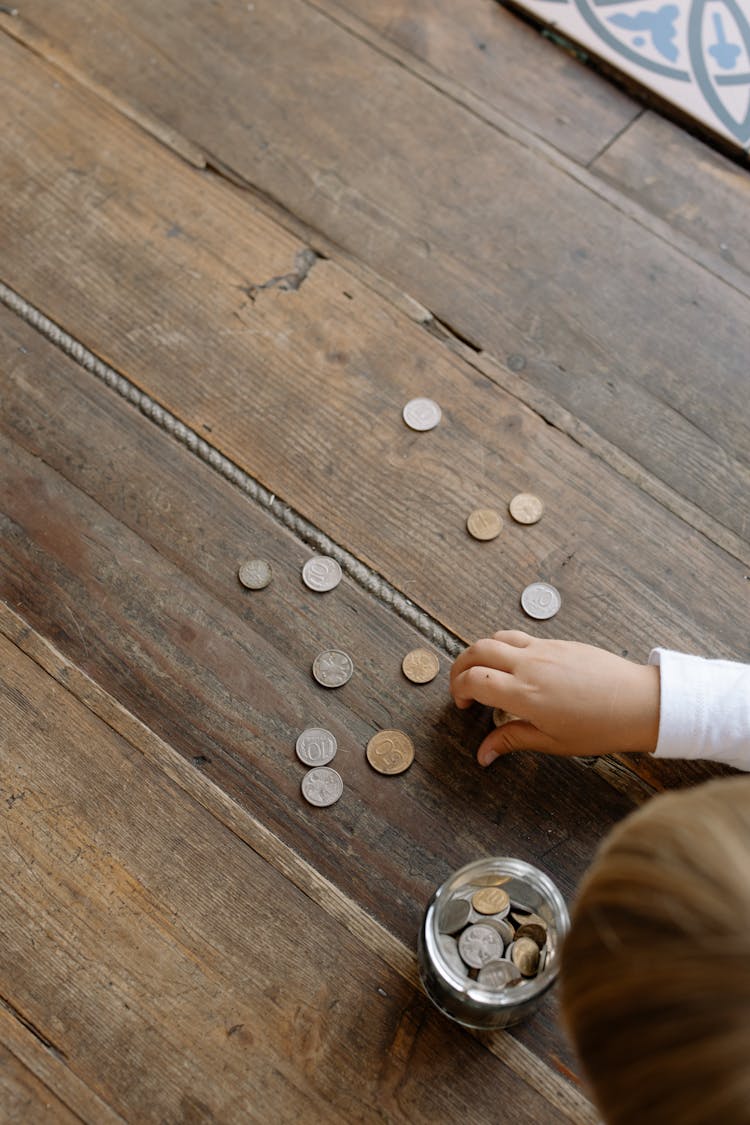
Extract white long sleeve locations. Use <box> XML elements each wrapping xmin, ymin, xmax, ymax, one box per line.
<box><xmin>648</xmin><ymin>648</ymin><xmax>750</xmax><ymax>772</ymax></box>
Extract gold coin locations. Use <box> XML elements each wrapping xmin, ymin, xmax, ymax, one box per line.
<box><xmin>471</xmin><ymin>874</ymin><xmax>512</xmax><ymax>888</ymax></box>
<box><xmin>492</xmin><ymin>707</ymin><xmax>520</xmax><ymax>728</ymax></box>
<box><xmin>511</xmin><ymin>936</ymin><xmax>540</xmax><ymax>977</ymax></box>
<box><xmin>471</xmin><ymin>887</ymin><xmax>511</xmax><ymax>915</ymax></box>
<box><xmin>366</xmin><ymin>730</ymin><xmax>415</xmax><ymax>775</ymax></box>
<box><xmin>402</xmin><ymin>648</ymin><xmax>440</xmax><ymax>684</ymax></box>
<box><xmin>509</xmin><ymin>493</ymin><xmax>544</xmax><ymax>525</ymax></box>
<box><xmin>466</xmin><ymin>508</ymin><xmax>502</xmax><ymax>541</ymax></box>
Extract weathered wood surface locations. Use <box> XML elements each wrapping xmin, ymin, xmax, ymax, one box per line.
<box><xmin>310</xmin><ymin>0</ymin><xmax>639</xmax><ymax>164</ymax></box>
<box><xmin>0</xmin><ymin>1044</ymin><xmax>79</xmax><ymax>1125</ymax></box>
<box><xmin>2</xmin><ymin>5</ymin><xmax>749</xmax><ymax>540</ymax></box>
<box><xmin>0</xmin><ymin>305</ymin><xmax>647</xmax><ymax>1083</ymax></box>
<box><xmin>0</xmin><ymin>49</ymin><xmax>745</xmax><ymax>799</ymax></box>
<box><xmin>592</xmin><ymin>111</ymin><xmax>750</xmax><ymax>279</ymax></box>
<box><xmin>2</xmin><ymin>633</ymin><xmax>597</xmax><ymax>1123</ymax></box>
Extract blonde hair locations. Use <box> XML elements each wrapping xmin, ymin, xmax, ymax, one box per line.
<box><xmin>560</xmin><ymin>776</ymin><xmax>750</xmax><ymax>1125</ymax></box>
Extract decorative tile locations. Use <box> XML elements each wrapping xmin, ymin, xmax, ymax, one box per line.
<box><xmin>511</xmin><ymin>0</ymin><xmax>750</xmax><ymax>152</ymax></box>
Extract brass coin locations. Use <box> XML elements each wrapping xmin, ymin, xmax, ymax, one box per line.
<box><xmin>511</xmin><ymin>936</ymin><xmax>540</xmax><ymax>977</ymax></box>
<box><xmin>471</xmin><ymin>887</ymin><xmax>511</xmax><ymax>915</ymax></box>
<box><xmin>471</xmin><ymin>873</ymin><xmax>512</xmax><ymax>888</ymax></box>
<box><xmin>466</xmin><ymin>508</ymin><xmax>502</xmax><ymax>541</ymax></box>
<box><xmin>366</xmin><ymin>730</ymin><xmax>415</xmax><ymax>775</ymax></box>
<box><xmin>402</xmin><ymin>648</ymin><xmax>440</xmax><ymax>684</ymax></box>
<box><xmin>509</xmin><ymin>493</ymin><xmax>544</xmax><ymax>525</ymax></box>
<box><xmin>515</xmin><ymin>922</ymin><xmax>547</xmax><ymax>948</ymax></box>
<box><xmin>492</xmin><ymin>708</ymin><xmax>520</xmax><ymax>728</ymax></box>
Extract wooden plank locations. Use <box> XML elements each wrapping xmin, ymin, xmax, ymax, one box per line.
<box><xmin>1</xmin><ymin>631</ymin><xmax>588</xmax><ymax>1123</ymax></box>
<box><xmin>306</xmin><ymin>0</ymin><xmax>639</xmax><ymax>165</ymax></box>
<box><xmin>592</xmin><ymin>111</ymin><xmax>750</xmax><ymax>279</ymax></box>
<box><xmin>1</xmin><ymin>8</ymin><xmax>749</xmax><ymax>539</ymax></box>
<box><xmin>1</xmin><ymin>602</ymin><xmax>599</xmax><ymax>1125</ymax></box>
<box><xmin>0</xmin><ymin>308</ymin><xmax>650</xmax><ymax>1081</ymax></box>
<box><xmin>0</xmin><ymin>1042</ymin><xmax>80</xmax><ymax>1125</ymax></box>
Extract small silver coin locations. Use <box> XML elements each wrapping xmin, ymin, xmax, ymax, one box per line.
<box><xmin>301</xmin><ymin>766</ymin><xmax>343</xmax><ymax>807</ymax></box>
<box><xmin>238</xmin><ymin>559</ymin><xmax>272</xmax><ymax>590</ymax></box>
<box><xmin>295</xmin><ymin>728</ymin><xmax>337</xmax><ymax>767</ymax></box>
<box><xmin>438</xmin><ymin>934</ymin><xmax>469</xmax><ymax>978</ymax></box>
<box><xmin>458</xmin><ymin>924</ymin><xmax>505</xmax><ymax>969</ymax></box>
<box><xmin>520</xmin><ymin>581</ymin><xmax>561</xmax><ymax>621</ymax></box>
<box><xmin>481</xmin><ymin>917</ymin><xmax>514</xmax><ymax>944</ymax></box>
<box><xmin>477</xmin><ymin>960</ymin><xmax>522</xmax><ymax>989</ymax></box>
<box><xmin>439</xmin><ymin>898</ymin><xmax>472</xmax><ymax>935</ymax></box>
<box><xmin>312</xmin><ymin>650</ymin><xmax>354</xmax><ymax>688</ymax></box>
<box><xmin>402</xmin><ymin>397</ymin><xmax>442</xmax><ymax>431</ymax></box>
<box><xmin>302</xmin><ymin>556</ymin><xmax>342</xmax><ymax>592</ymax></box>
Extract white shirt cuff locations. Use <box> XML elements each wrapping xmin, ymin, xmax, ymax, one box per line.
<box><xmin>649</xmin><ymin>648</ymin><xmax>750</xmax><ymax>771</ymax></box>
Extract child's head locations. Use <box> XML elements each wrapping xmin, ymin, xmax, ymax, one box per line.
<box><xmin>560</xmin><ymin>775</ymin><xmax>750</xmax><ymax>1125</ymax></box>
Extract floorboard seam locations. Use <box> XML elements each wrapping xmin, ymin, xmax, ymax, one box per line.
<box><xmin>0</xmin><ymin>600</ymin><xmax>600</xmax><ymax>1125</ymax></box>
<box><xmin>0</xmin><ymin>279</ymin><xmax>463</xmax><ymax>659</ymax></box>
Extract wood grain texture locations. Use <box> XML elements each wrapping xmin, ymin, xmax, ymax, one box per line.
<box><xmin>593</xmin><ymin>111</ymin><xmax>750</xmax><ymax>278</ymax></box>
<box><xmin>1</xmin><ymin>6</ymin><xmax>749</xmax><ymax>538</ymax></box>
<box><xmin>0</xmin><ymin>1043</ymin><xmax>80</xmax><ymax>1125</ymax></box>
<box><xmin>1</xmin><ymin>601</ymin><xmax>599</xmax><ymax>1125</ymax></box>
<box><xmin>310</xmin><ymin>0</ymin><xmax>639</xmax><ymax>164</ymax></box>
<box><xmin>0</xmin><ymin>305</ymin><xmax>651</xmax><ymax>1080</ymax></box>
<box><xmin>1</xmin><ymin>632</ymin><xmax>590</xmax><ymax>1124</ymax></box>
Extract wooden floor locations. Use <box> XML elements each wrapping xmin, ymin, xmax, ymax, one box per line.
<box><xmin>1</xmin><ymin>2</ymin><xmax>749</xmax><ymax>1121</ymax></box>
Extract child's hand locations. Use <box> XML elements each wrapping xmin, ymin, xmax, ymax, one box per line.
<box><xmin>449</xmin><ymin>631</ymin><xmax>660</xmax><ymax>766</ymax></box>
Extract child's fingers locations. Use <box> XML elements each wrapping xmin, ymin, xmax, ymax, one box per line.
<box><xmin>451</xmin><ymin>666</ymin><xmax>517</xmax><ymax>709</ymax></box>
<box><xmin>477</xmin><ymin>722</ymin><xmax>556</xmax><ymax>766</ymax></box>
<box><xmin>491</xmin><ymin>629</ymin><xmax>533</xmax><ymax>648</ymax></box>
<box><xmin>450</xmin><ymin>638</ymin><xmax>523</xmax><ymax>693</ymax></box>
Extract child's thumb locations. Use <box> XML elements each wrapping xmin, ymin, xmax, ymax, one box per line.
<box><xmin>477</xmin><ymin>722</ymin><xmax>548</xmax><ymax>767</ymax></box>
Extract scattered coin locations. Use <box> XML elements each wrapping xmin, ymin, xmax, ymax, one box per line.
<box><xmin>237</xmin><ymin>559</ymin><xmax>272</xmax><ymax>589</ymax></box>
<box><xmin>312</xmin><ymin>650</ymin><xmax>354</xmax><ymax>688</ymax></box>
<box><xmin>458</xmin><ymin>924</ymin><xmax>505</xmax><ymax>969</ymax></box>
<box><xmin>509</xmin><ymin>493</ymin><xmax>544</xmax><ymax>525</ymax></box>
<box><xmin>492</xmin><ymin>708</ymin><xmax>520</xmax><ymax>728</ymax></box>
<box><xmin>295</xmin><ymin>728</ymin><xmax>337</xmax><ymax>767</ymax></box>
<box><xmin>302</xmin><ymin>556</ymin><xmax>342</xmax><ymax>592</ymax></box>
<box><xmin>301</xmin><ymin>766</ymin><xmax>343</xmax><ymax>807</ymax></box>
<box><xmin>439</xmin><ymin>898</ymin><xmax>472</xmax><ymax>935</ymax></box>
<box><xmin>402</xmin><ymin>398</ymin><xmax>442</xmax><ymax>431</ymax></box>
<box><xmin>366</xmin><ymin>730</ymin><xmax>415</xmax><ymax>775</ymax></box>
<box><xmin>511</xmin><ymin>936</ymin><xmax>540</xmax><ymax>977</ymax></box>
<box><xmin>402</xmin><ymin>648</ymin><xmax>440</xmax><ymax>684</ymax></box>
<box><xmin>515</xmin><ymin>922</ymin><xmax>547</xmax><ymax>948</ymax></box>
<box><xmin>477</xmin><ymin>960</ymin><xmax>522</xmax><ymax>989</ymax></box>
<box><xmin>511</xmin><ymin>910</ymin><xmax>547</xmax><ymax>928</ymax></box>
<box><xmin>521</xmin><ymin>581</ymin><xmax>561</xmax><ymax>621</ymax></box>
<box><xmin>472</xmin><ymin>887</ymin><xmax>511</xmax><ymax>916</ymax></box>
<box><xmin>466</xmin><ymin>508</ymin><xmax>502</xmax><ymax>541</ymax></box>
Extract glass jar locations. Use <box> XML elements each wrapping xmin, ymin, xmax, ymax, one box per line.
<box><xmin>417</xmin><ymin>856</ymin><xmax>570</xmax><ymax>1030</ymax></box>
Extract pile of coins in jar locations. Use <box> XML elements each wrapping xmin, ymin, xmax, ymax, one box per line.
<box><xmin>437</xmin><ymin>878</ymin><xmax>549</xmax><ymax>989</ymax></box>
<box><xmin>235</xmin><ymin>398</ymin><xmax>561</xmax><ymax>808</ymax></box>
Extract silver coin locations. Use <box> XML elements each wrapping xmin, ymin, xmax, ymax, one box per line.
<box><xmin>312</xmin><ymin>650</ymin><xmax>354</xmax><ymax>688</ymax></box>
<box><xmin>402</xmin><ymin>397</ymin><xmax>442</xmax><ymax>431</ymax></box>
<box><xmin>295</xmin><ymin>728</ymin><xmax>337</xmax><ymax>767</ymax></box>
<box><xmin>438</xmin><ymin>898</ymin><xmax>472</xmax><ymax>935</ymax></box>
<box><xmin>481</xmin><ymin>917</ymin><xmax>514</xmax><ymax>944</ymax></box>
<box><xmin>301</xmin><ymin>766</ymin><xmax>343</xmax><ymax>807</ymax></box>
<box><xmin>237</xmin><ymin>559</ymin><xmax>272</xmax><ymax>590</ymax></box>
<box><xmin>302</xmin><ymin>556</ymin><xmax>342</xmax><ymax>592</ymax></box>
<box><xmin>477</xmin><ymin>960</ymin><xmax>522</xmax><ymax>989</ymax></box>
<box><xmin>457</xmin><ymin>924</ymin><xmax>505</xmax><ymax>969</ymax></box>
<box><xmin>438</xmin><ymin>934</ymin><xmax>469</xmax><ymax>978</ymax></box>
<box><xmin>520</xmin><ymin>581</ymin><xmax>561</xmax><ymax>620</ymax></box>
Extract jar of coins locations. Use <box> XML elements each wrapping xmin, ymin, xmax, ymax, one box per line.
<box><xmin>417</xmin><ymin>857</ymin><xmax>569</xmax><ymax>1030</ymax></box>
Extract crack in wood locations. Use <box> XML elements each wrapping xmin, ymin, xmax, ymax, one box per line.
<box><xmin>0</xmin><ymin>995</ymin><xmax>68</xmax><ymax>1062</ymax></box>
